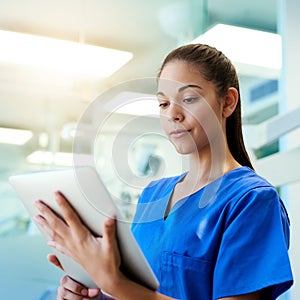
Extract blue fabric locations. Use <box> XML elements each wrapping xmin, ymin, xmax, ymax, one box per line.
<box><xmin>131</xmin><ymin>167</ymin><xmax>293</xmax><ymax>300</ymax></box>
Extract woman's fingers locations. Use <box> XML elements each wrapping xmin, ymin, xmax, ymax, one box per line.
<box><xmin>34</xmin><ymin>192</ymin><xmax>88</xmax><ymax>241</ymax></box>
<box><xmin>102</xmin><ymin>218</ymin><xmax>116</xmax><ymax>248</ymax></box>
<box><xmin>102</xmin><ymin>217</ymin><xmax>121</xmax><ymax>269</ymax></box>
<box><xmin>87</xmin><ymin>288</ymin><xmax>101</xmax><ymax>298</ymax></box>
<box><xmin>54</xmin><ymin>191</ymin><xmax>85</xmax><ymax>230</ymax></box>
<box><xmin>33</xmin><ymin>202</ymin><xmax>67</xmax><ymax>241</ymax></box>
<box><xmin>60</xmin><ymin>275</ymin><xmax>88</xmax><ymax>295</ymax></box>
<box><xmin>57</xmin><ymin>275</ymin><xmax>101</xmax><ymax>299</ymax></box>
<box><xmin>35</xmin><ymin>194</ymin><xmax>122</xmax><ymax>293</ymax></box>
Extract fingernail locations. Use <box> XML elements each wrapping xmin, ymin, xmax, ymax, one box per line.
<box><xmin>33</xmin><ymin>215</ymin><xmax>42</xmax><ymax>223</ymax></box>
<box><xmin>34</xmin><ymin>200</ymin><xmax>41</xmax><ymax>206</ymax></box>
<box><xmin>81</xmin><ymin>288</ymin><xmax>88</xmax><ymax>296</ymax></box>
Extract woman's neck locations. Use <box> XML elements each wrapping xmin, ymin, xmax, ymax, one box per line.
<box><xmin>185</xmin><ymin>146</ymin><xmax>241</xmax><ymax>189</ymax></box>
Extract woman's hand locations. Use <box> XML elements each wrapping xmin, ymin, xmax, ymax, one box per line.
<box><xmin>34</xmin><ymin>192</ymin><xmax>169</xmax><ymax>300</ymax></box>
<box><xmin>57</xmin><ymin>275</ymin><xmax>102</xmax><ymax>300</ymax></box>
<box><xmin>47</xmin><ymin>254</ymin><xmax>105</xmax><ymax>300</ymax></box>
<box><xmin>34</xmin><ymin>191</ymin><xmax>123</xmax><ymax>294</ymax></box>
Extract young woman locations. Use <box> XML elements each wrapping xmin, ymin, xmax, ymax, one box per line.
<box><xmin>35</xmin><ymin>44</ymin><xmax>293</xmax><ymax>300</ymax></box>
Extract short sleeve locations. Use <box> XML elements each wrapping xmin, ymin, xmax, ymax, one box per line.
<box><xmin>213</xmin><ymin>187</ymin><xmax>293</xmax><ymax>299</ymax></box>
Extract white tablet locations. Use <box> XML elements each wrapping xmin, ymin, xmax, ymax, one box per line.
<box><xmin>9</xmin><ymin>166</ymin><xmax>159</xmax><ymax>291</ymax></box>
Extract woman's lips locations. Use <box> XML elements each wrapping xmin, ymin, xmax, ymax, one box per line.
<box><xmin>169</xmin><ymin>129</ymin><xmax>191</xmax><ymax>138</ymax></box>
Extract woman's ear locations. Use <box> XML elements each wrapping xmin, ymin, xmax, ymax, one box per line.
<box><xmin>222</xmin><ymin>87</ymin><xmax>239</xmax><ymax>118</ymax></box>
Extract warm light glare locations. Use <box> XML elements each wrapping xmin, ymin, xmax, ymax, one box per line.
<box><xmin>0</xmin><ymin>30</ymin><xmax>133</xmax><ymax>77</ymax></box>
<box><xmin>191</xmin><ymin>24</ymin><xmax>282</xmax><ymax>70</ymax></box>
<box><xmin>0</xmin><ymin>127</ymin><xmax>33</xmax><ymax>145</ymax></box>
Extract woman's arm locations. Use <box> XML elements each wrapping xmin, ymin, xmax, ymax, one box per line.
<box><xmin>219</xmin><ymin>290</ymin><xmax>262</xmax><ymax>300</ymax></box>
<box><xmin>35</xmin><ymin>192</ymin><xmax>175</xmax><ymax>300</ymax></box>
<box><xmin>49</xmin><ymin>255</ymin><xmax>172</xmax><ymax>300</ymax></box>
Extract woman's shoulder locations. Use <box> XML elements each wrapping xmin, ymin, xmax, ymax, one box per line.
<box><xmin>225</xmin><ymin>166</ymin><xmax>275</xmax><ymax>191</ymax></box>
<box><xmin>214</xmin><ymin>166</ymin><xmax>280</xmax><ymax>209</ymax></box>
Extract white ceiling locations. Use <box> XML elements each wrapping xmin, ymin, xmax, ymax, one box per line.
<box><xmin>0</xmin><ymin>0</ymin><xmax>277</xmax><ymax>147</ymax></box>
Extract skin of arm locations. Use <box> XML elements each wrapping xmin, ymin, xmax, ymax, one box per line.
<box><xmin>34</xmin><ymin>191</ymin><xmax>175</xmax><ymax>300</ymax></box>
<box><xmin>219</xmin><ymin>292</ymin><xmax>262</xmax><ymax>300</ymax></box>
<box><xmin>35</xmin><ymin>192</ymin><xmax>261</xmax><ymax>300</ymax></box>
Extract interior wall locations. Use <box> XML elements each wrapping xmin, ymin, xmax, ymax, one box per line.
<box><xmin>278</xmin><ymin>0</ymin><xmax>300</xmax><ymax>298</ymax></box>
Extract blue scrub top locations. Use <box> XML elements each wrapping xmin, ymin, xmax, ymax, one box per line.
<box><xmin>131</xmin><ymin>167</ymin><xmax>293</xmax><ymax>300</ymax></box>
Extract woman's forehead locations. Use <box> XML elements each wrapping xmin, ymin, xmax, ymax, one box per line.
<box><xmin>157</xmin><ymin>61</ymin><xmax>210</xmax><ymax>91</ymax></box>
<box><xmin>159</xmin><ymin>61</ymin><xmax>202</xmax><ymax>79</ymax></box>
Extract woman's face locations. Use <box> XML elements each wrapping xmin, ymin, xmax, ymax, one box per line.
<box><xmin>157</xmin><ymin>60</ymin><xmax>225</xmax><ymax>155</ymax></box>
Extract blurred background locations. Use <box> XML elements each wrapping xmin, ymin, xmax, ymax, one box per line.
<box><xmin>0</xmin><ymin>0</ymin><xmax>299</xmax><ymax>299</ymax></box>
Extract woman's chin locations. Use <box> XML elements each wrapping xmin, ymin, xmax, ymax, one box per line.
<box><xmin>173</xmin><ymin>144</ymin><xmax>195</xmax><ymax>155</ymax></box>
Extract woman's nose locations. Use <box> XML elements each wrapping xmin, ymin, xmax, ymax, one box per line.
<box><xmin>167</xmin><ymin>102</ymin><xmax>184</xmax><ymax>122</ymax></box>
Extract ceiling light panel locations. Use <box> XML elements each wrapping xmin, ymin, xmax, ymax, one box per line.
<box><xmin>0</xmin><ymin>30</ymin><xmax>133</xmax><ymax>78</ymax></box>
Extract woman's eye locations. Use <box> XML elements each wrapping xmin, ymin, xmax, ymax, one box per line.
<box><xmin>159</xmin><ymin>102</ymin><xmax>168</xmax><ymax>108</ymax></box>
<box><xmin>183</xmin><ymin>97</ymin><xmax>199</xmax><ymax>104</ymax></box>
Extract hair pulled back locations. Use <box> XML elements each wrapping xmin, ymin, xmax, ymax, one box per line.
<box><xmin>158</xmin><ymin>44</ymin><xmax>254</xmax><ymax>170</ymax></box>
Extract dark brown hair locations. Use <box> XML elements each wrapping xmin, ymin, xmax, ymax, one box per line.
<box><xmin>158</xmin><ymin>43</ymin><xmax>254</xmax><ymax>170</ymax></box>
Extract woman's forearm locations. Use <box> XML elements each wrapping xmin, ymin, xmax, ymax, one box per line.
<box><xmin>105</xmin><ymin>274</ymin><xmax>175</xmax><ymax>300</ymax></box>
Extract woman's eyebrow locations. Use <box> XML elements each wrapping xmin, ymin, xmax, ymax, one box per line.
<box><xmin>156</xmin><ymin>84</ymin><xmax>202</xmax><ymax>96</ymax></box>
<box><xmin>156</xmin><ymin>91</ymin><xmax>166</xmax><ymax>97</ymax></box>
<box><xmin>178</xmin><ymin>84</ymin><xmax>202</xmax><ymax>93</ymax></box>
<box><xmin>156</xmin><ymin>84</ymin><xmax>202</xmax><ymax>97</ymax></box>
